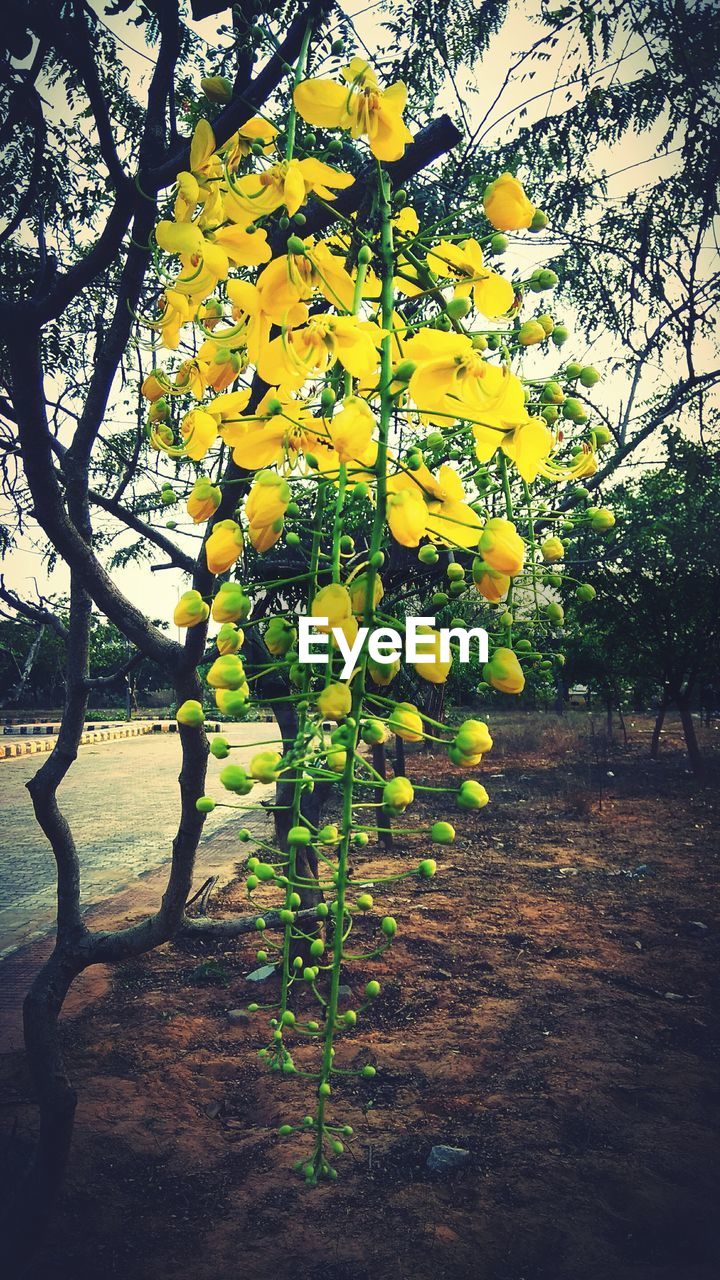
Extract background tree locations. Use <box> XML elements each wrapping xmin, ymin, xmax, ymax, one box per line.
<box><xmin>562</xmin><ymin>432</ymin><xmax>720</xmax><ymax>773</ymax></box>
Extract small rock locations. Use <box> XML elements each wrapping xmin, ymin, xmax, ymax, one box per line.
<box><xmin>435</xmin><ymin>968</ymin><xmax>452</xmax><ymax>980</ymax></box>
<box><xmin>204</xmin><ymin>1099</ymin><xmax>224</xmax><ymax>1119</ymax></box>
<box><xmin>337</xmin><ymin>984</ymin><xmax>353</xmax><ymax>999</ymax></box>
<box><xmin>427</xmin><ymin>1145</ymin><xmax>470</xmax><ymax>1173</ymax></box>
<box><xmin>227</xmin><ymin>1009</ymin><xmax>250</xmax><ymax>1025</ymax></box>
<box><xmin>688</xmin><ymin>920</ymin><xmax>708</xmax><ymax>933</ymax></box>
<box><xmin>246</xmin><ymin>963</ymin><xmax>276</xmax><ymax>982</ymax></box>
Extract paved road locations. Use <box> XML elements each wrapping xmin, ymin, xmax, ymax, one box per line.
<box><xmin>0</xmin><ymin>723</ymin><xmax>280</xmax><ymax>958</ymax></box>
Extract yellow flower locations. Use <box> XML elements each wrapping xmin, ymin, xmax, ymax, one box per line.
<box><xmin>541</xmin><ymin>536</ymin><xmax>564</xmax><ymax>564</ymax></box>
<box><xmin>214</xmin><ymin>685</ymin><xmax>250</xmax><ymax>716</ymax></box>
<box><xmin>258</xmin><ymin>314</ymin><xmax>381</xmax><ymax>389</ymax></box>
<box><xmin>425</xmin><ymin>238</ymin><xmax>514</xmax><ymax>317</ymax></box>
<box><xmin>205</xmin><ymin>519</ymin><xmax>244</xmax><ymax>574</ymax></box>
<box><xmin>420</xmin><ymin>464</ymin><xmax>482</xmax><ymax>550</ymax></box>
<box><xmin>518</xmin><ymin>319</ymin><xmax>546</xmax><ymax>346</ymax></box>
<box><xmin>478</xmin><ymin>518</ymin><xmax>525</xmax><ymax>576</ymax></box>
<box><xmin>368</xmin><ymin>655</ymin><xmax>400</xmax><ymax>687</ymax></box>
<box><xmin>472</xmin><ymin>558</ymin><xmax>510</xmax><ymax>602</ymax></box>
<box><xmin>142</xmin><ymin>371</ymin><xmax>167</xmax><ymax>401</ymax></box>
<box><xmin>312</xmin><ymin>583</ymin><xmax>352</xmax><ymax>630</ymax></box>
<box><xmin>348</xmin><ymin>572</ymin><xmax>383</xmax><ymax>617</ymax></box>
<box><xmin>173</xmin><ymin>590</ymin><xmax>209</xmax><ymax>628</ymax></box>
<box><xmin>388</xmin><ymin>701</ymin><xmax>424</xmax><ymax>742</ymax></box>
<box><xmin>258</xmin><ymin>241</ymin><xmax>356</xmax><ymax>317</ymax></box>
<box><xmin>406</xmin><ymin>329</ymin><xmax>525</xmax><ymax>433</ymax></box>
<box><xmin>211</xmin><ymin>222</ymin><xmax>272</xmax><ymax>268</ymax></box>
<box><xmin>187</xmin><ymin>476</ymin><xmax>221</xmax><ymax>523</ymax></box>
<box><xmin>181</xmin><ymin>409</ymin><xmax>219</xmax><ymax>460</ymax></box>
<box><xmin>211</xmin><ymin>582</ymin><xmax>251</xmax><ymax>622</ymax></box>
<box><xmin>331</xmin><ymin>614</ymin><xmax>359</xmax><ymax>655</ymax></box>
<box><xmin>221</xmin><ymin>116</ymin><xmax>278</xmax><ymax>167</ymax></box>
<box><xmin>483</xmin><ymin>647</ymin><xmax>525</xmax><ymax>694</ymax></box>
<box><xmin>326</xmin><ymin>396</ymin><xmax>375</xmax><ymax>463</ymax></box>
<box><xmin>174</xmin><ymin>171</ymin><xmax>200</xmax><ymax>222</ymax></box>
<box><xmin>454</xmin><ymin>719</ymin><xmax>493</xmax><ymax>756</ymax></box>
<box><xmin>250</xmin><ymin>750</ymin><xmax>282</xmax><ymax>783</ymax></box>
<box><xmin>412</xmin><ymin>626</ymin><xmax>452</xmax><ymax>684</ymax></box>
<box><xmin>216</xmin><ymin>623</ymin><xmax>243</xmax><ymax>655</ymax></box>
<box><xmin>155</xmin><ymin>219</ymin><xmax>229</xmax><ymax>302</ymax></box>
<box><xmin>501</xmin><ymin>417</ymin><xmax>554</xmax><ymax>483</ymax></box>
<box><xmin>206</xmin><ymin>654</ymin><xmax>246</xmax><ymax>690</ymax></box>
<box><xmin>316</xmin><ymin>682</ymin><xmax>352</xmax><ymax>720</ymax></box>
<box><xmin>248</xmin><ymin>521</ymin><xmax>282</xmax><ymax>552</ymax></box>
<box><xmin>245</xmin><ymin>470</ymin><xmax>291</xmax><ymax>529</ymax></box>
<box><xmin>483</xmin><ymin>173</ymin><xmax>535</xmax><ymax>231</ymax></box>
<box><xmin>200</xmin><ymin>75</ymin><xmax>232</xmax><ymax>103</ymax></box>
<box><xmin>151</xmin><ymin>288</ymin><xmax>192</xmax><ymax>349</ymax></box>
<box><xmin>189</xmin><ymin>118</ymin><xmax>222</xmax><ymax>182</ymax></box>
<box><xmin>224</xmin><ymin>156</ymin><xmax>353</xmax><ymax>220</ymax></box>
<box><xmin>387</xmin><ymin>488</ymin><xmax>428</xmax><ymax>547</ymax></box>
<box><xmin>219</xmin><ymin>389</ymin><xmax>311</xmax><ymax>471</ymax></box>
<box><xmin>294</xmin><ymin>58</ymin><xmax>413</xmax><ymax>162</ymax></box>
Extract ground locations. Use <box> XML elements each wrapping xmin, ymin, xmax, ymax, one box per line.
<box><xmin>1</xmin><ymin>711</ymin><xmax>719</xmax><ymax>1280</ymax></box>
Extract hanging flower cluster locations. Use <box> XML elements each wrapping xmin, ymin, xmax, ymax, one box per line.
<box><xmin>144</xmin><ymin>38</ymin><xmax>614</xmax><ymax>1186</ymax></box>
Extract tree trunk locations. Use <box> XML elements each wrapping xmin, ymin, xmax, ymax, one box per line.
<box><xmin>617</xmin><ymin>700</ymin><xmax>628</xmax><ymax>747</ymax></box>
<box><xmin>554</xmin><ymin>672</ymin><xmax>565</xmax><ymax>717</ymax></box>
<box><xmin>372</xmin><ymin>741</ymin><xmax>392</xmax><ymax>848</ymax></box>
<box><xmin>650</xmin><ymin>687</ymin><xmax>669</xmax><ymax>759</ymax></box>
<box><xmin>13</xmin><ymin>624</ymin><xmax>45</xmax><ymax>706</ymax></box>
<box><xmin>605</xmin><ymin>695</ymin><xmax>613</xmax><ymax>739</ymax></box>
<box><xmin>5</xmin><ymin>950</ymin><xmax>83</xmax><ymax>1276</ymax></box>
<box><xmin>677</xmin><ymin>691</ymin><xmax>704</xmax><ymax>778</ymax></box>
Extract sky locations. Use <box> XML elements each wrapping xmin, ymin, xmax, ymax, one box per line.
<box><xmin>1</xmin><ymin>0</ymin><xmax>710</xmax><ymax>633</ymax></box>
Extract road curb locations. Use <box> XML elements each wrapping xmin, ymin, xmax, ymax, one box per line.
<box><xmin>0</xmin><ymin>720</ymin><xmax>222</xmax><ymax>761</ymax></box>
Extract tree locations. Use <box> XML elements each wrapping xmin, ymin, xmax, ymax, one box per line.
<box><xmin>0</xmin><ymin>1</ymin><xmax>465</xmax><ymax>1264</ymax></box>
<box><xmin>0</xmin><ymin>0</ymin><xmax>714</xmax><ymax>1270</ymax></box>
<box><xmin>562</xmin><ymin>433</ymin><xmax>720</xmax><ymax>773</ymax></box>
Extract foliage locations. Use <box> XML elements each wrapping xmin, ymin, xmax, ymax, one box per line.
<box><xmin>563</xmin><ymin>433</ymin><xmax>720</xmax><ymax>702</ymax></box>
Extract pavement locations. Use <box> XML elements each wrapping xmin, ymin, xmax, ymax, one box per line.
<box><xmin>0</xmin><ymin>722</ymin><xmax>280</xmax><ymax>961</ymax></box>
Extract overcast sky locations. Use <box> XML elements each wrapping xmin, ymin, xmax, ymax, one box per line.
<box><xmin>2</xmin><ymin>0</ymin><xmax>704</xmax><ymax>632</ymax></box>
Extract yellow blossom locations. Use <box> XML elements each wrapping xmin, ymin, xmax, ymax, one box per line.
<box><xmin>224</xmin><ymin>156</ymin><xmax>353</xmax><ymax>220</ymax></box>
<box><xmin>245</xmin><ymin>470</ymin><xmax>291</xmax><ymax>530</ymax></box>
<box><xmin>472</xmin><ymin>559</ymin><xmax>510</xmax><ymax>602</ymax></box>
<box><xmin>325</xmin><ymin>396</ymin><xmax>375</xmax><ymax>463</ymax></box>
<box><xmin>484</xmin><ymin>647</ymin><xmax>525</xmax><ymax>694</ymax></box>
<box><xmin>187</xmin><ymin>476</ymin><xmax>221</xmax><ymax>523</ymax></box>
<box><xmin>501</xmin><ymin>417</ymin><xmax>554</xmax><ymax>483</ymax></box>
<box><xmin>426</xmin><ymin>238</ymin><xmax>514</xmax><ymax>317</ymax></box>
<box><xmin>312</xmin><ymin>583</ymin><xmax>353</xmax><ymax>630</ymax></box>
<box><xmin>205</xmin><ymin>519</ymin><xmax>244</xmax><ymax>574</ymax></box>
<box><xmin>294</xmin><ymin>58</ymin><xmax>413</xmax><ymax>162</ymax></box>
<box><xmin>219</xmin><ymin>389</ymin><xmax>311</xmax><ymax>470</ymax></box>
<box><xmin>387</xmin><ymin>487</ymin><xmax>428</xmax><ymax>547</ymax></box>
<box><xmin>483</xmin><ymin>173</ymin><xmax>535</xmax><ymax>231</ymax></box>
<box><xmin>478</xmin><ymin>517</ymin><xmax>525</xmax><ymax>576</ymax></box>
<box><xmin>181</xmin><ymin>409</ymin><xmax>219</xmax><ymax>460</ymax></box>
<box><xmin>541</xmin><ymin>536</ymin><xmax>565</xmax><ymax>564</ymax></box>
<box><xmin>173</xmin><ymin>589</ymin><xmax>209</xmax><ymax>628</ymax></box>
<box><xmin>258</xmin><ymin>314</ymin><xmax>381</xmax><ymax>389</ymax></box>
<box><xmin>412</xmin><ymin>626</ymin><xmax>453</xmax><ymax>684</ymax></box>
<box><xmin>316</xmin><ymin>682</ymin><xmax>352</xmax><ymax>720</ymax></box>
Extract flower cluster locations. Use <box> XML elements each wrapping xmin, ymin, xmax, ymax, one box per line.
<box><xmin>144</xmin><ymin>43</ymin><xmax>613</xmax><ymax>1185</ymax></box>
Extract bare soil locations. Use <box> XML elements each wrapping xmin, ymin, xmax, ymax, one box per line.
<box><xmin>2</xmin><ymin>713</ymin><xmax>719</xmax><ymax>1280</ymax></box>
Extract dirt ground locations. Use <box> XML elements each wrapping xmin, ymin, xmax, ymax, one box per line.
<box><xmin>2</xmin><ymin>712</ymin><xmax>719</xmax><ymax>1280</ymax></box>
